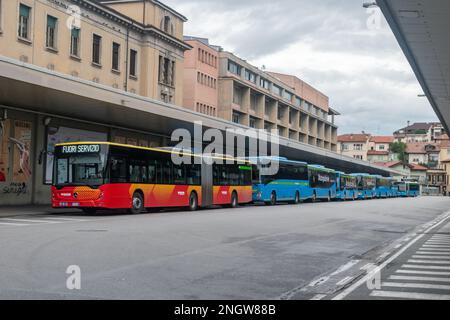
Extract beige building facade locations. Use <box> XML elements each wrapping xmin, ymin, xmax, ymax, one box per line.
<box><xmin>215</xmin><ymin>51</ymin><xmax>338</xmax><ymax>151</ymax></box>
<box><xmin>0</xmin><ymin>0</ymin><xmax>191</xmax><ymax>105</ymax></box>
<box><xmin>337</xmin><ymin>133</ymin><xmax>371</xmax><ymax>161</ymax></box>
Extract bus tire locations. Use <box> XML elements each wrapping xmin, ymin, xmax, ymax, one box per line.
<box><xmin>294</xmin><ymin>191</ymin><xmax>300</xmax><ymax>204</ymax></box>
<box><xmin>270</xmin><ymin>191</ymin><xmax>277</xmax><ymax>206</ymax></box>
<box><xmin>82</xmin><ymin>208</ymin><xmax>97</xmax><ymax>214</ymax></box>
<box><xmin>129</xmin><ymin>191</ymin><xmax>144</xmax><ymax>214</ymax></box>
<box><xmin>230</xmin><ymin>191</ymin><xmax>238</xmax><ymax>208</ymax></box>
<box><xmin>189</xmin><ymin>192</ymin><xmax>199</xmax><ymax>211</ymax></box>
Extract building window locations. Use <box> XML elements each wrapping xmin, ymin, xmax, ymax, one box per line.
<box><xmin>283</xmin><ymin>91</ymin><xmax>293</xmax><ymax>101</ymax></box>
<box><xmin>354</xmin><ymin>143</ymin><xmax>363</xmax><ymax>151</ymax></box>
<box><xmin>232</xmin><ymin>112</ymin><xmax>240</xmax><ymax>124</ymax></box>
<box><xmin>111</xmin><ymin>42</ymin><xmax>120</xmax><ymax>71</ymax></box>
<box><xmin>18</xmin><ymin>4</ymin><xmax>31</xmax><ymax>40</ymax></box>
<box><xmin>228</xmin><ymin>61</ymin><xmax>241</xmax><ymax>75</ymax></box>
<box><xmin>249</xmin><ymin>117</ymin><xmax>257</xmax><ymax>129</ymax></box>
<box><xmin>260</xmin><ymin>78</ymin><xmax>270</xmax><ymax>90</ymax></box>
<box><xmin>129</xmin><ymin>49</ymin><xmax>137</xmax><ymax>77</ymax></box>
<box><xmin>245</xmin><ymin>70</ymin><xmax>256</xmax><ymax>83</ymax></box>
<box><xmin>162</xmin><ymin>16</ymin><xmax>173</xmax><ymax>34</ymax></box>
<box><xmin>70</xmin><ymin>28</ymin><xmax>80</xmax><ymax>57</ymax></box>
<box><xmin>46</xmin><ymin>15</ymin><xmax>57</xmax><ymax>50</ymax></box>
<box><xmin>159</xmin><ymin>56</ymin><xmax>175</xmax><ymax>86</ymax></box>
<box><xmin>272</xmin><ymin>85</ymin><xmax>282</xmax><ymax>96</ymax></box>
<box><xmin>353</xmin><ymin>155</ymin><xmax>363</xmax><ymax>160</ymax></box>
<box><xmin>92</xmin><ymin>34</ymin><xmax>102</xmax><ymax>65</ymax></box>
<box><xmin>379</xmin><ymin>145</ymin><xmax>385</xmax><ymax>150</ymax></box>
<box><xmin>233</xmin><ymin>86</ymin><xmax>243</xmax><ymax>105</ymax></box>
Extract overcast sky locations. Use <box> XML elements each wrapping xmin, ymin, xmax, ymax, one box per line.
<box><xmin>163</xmin><ymin>0</ymin><xmax>438</xmax><ymax>135</ymax></box>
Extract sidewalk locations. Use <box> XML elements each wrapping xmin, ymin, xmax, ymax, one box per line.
<box><xmin>0</xmin><ymin>205</ymin><xmax>80</xmax><ymax>218</ymax></box>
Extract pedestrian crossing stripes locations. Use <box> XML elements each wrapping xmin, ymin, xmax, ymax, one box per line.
<box><xmin>370</xmin><ymin>290</ymin><xmax>450</xmax><ymax>300</ymax></box>
<box><xmin>0</xmin><ymin>216</ymin><xmax>88</xmax><ymax>227</ymax></box>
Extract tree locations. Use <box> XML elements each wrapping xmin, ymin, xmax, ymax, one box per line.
<box><xmin>390</xmin><ymin>141</ymin><xmax>407</xmax><ymax>163</ymax></box>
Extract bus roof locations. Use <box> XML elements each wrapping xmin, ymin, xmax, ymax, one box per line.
<box><xmin>54</xmin><ymin>141</ymin><xmax>249</xmax><ymax>164</ymax></box>
<box><xmin>308</xmin><ymin>164</ymin><xmax>335</xmax><ymax>173</ymax></box>
<box><xmin>247</xmin><ymin>156</ymin><xmax>307</xmax><ymax>166</ymax></box>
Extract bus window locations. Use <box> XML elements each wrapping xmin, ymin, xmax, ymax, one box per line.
<box><xmin>252</xmin><ymin>165</ymin><xmax>260</xmax><ymax>184</ymax></box>
<box><xmin>186</xmin><ymin>164</ymin><xmax>201</xmax><ymax>185</ymax></box>
<box><xmin>162</xmin><ymin>161</ymin><xmax>172</xmax><ymax>184</ymax></box>
<box><xmin>229</xmin><ymin>166</ymin><xmax>240</xmax><ymax>186</ymax></box>
<box><xmin>129</xmin><ymin>160</ymin><xmax>147</xmax><ymax>183</ymax></box>
<box><xmin>173</xmin><ymin>165</ymin><xmax>186</xmax><ymax>185</ymax></box>
<box><xmin>148</xmin><ymin>160</ymin><xmax>159</xmax><ymax>184</ymax></box>
<box><xmin>111</xmin><ymin>157</ymin><xmax>127</xmax><ymax>183</ymax></box>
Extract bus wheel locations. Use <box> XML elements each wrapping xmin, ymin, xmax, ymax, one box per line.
<box><xmin>270</xmin><ymin>191</ymin><xmax>277</xmax><ymax>206</ymax></box>
<box><xmin>189</xmin><ymin>192</ymin><xmax>198</xmax><ymax>211</ymax></box>
<box><xmin>129</xmin><ymin>192</ymin><xmax>144</xmax><ymax>214</ymax></box>
<box><xmin>294</xmin><ymin>191</ymin><xmax>300</xmax><ymax>204</ymax></box>
<box><xmin>82</xmin><ymin>208</ymin><xmax>97</xmax><ymax>214</ymax></box>
<box><xmin>230</xmin><ymin>191</ymin><xmax>238</xmax><ymax>208</ymax></box>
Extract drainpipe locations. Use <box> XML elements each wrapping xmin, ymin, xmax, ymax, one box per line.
<box><xmin>125</xmin><ymin>25</ymin><xmax>130</xmax><ymax>92</ymax></box>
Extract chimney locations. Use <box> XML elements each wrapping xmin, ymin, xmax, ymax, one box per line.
<box><xmin>407</xmin><ymin>120</ymin><xmax>411</xmax><ymax>127</ymax></box>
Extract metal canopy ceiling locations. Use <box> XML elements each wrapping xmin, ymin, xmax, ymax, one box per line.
<box><xmin>377</xmin><ymin>0</ymin><xmax>450</xmax><ymax>132</ymax></box>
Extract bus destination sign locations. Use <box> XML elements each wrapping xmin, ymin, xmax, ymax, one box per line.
<box><xmin>61</xmin><ymin>144</ymin><xmax>101</xmax><ymax>154</ymax></box>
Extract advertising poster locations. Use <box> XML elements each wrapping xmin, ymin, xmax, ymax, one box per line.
<box><xmin>0</xmin><ymin>119</ymin><xmax>10</xmax><ymax>183</ymax></box>
<box><xmin>45</xmin><ymin>126</ymin><xmax>107</xmax><ymax>184</ymax></box>
<box><xmin>12</xmin><ymin>120</ymin><xmax>32</xmax><ymax>183</ymax></box>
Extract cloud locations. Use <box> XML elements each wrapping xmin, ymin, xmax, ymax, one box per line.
<box><xmin>164</xmin><ymin>0</ymin><xmax>438</xmax><ymax>135</ymax></box>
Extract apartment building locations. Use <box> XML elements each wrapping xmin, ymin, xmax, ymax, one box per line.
<box><xmin>0</xmin><ymin>0</ymin><xmax>191</xmax><ymax>105</ymax></box>
<box><xmin>367</xmin><ymin>136</ymin><xmax>394</xmax><ymax>162</ymax></box>
<box><xmin>183</xmin><ymin>36</ymin><xmax>220</xmax><ymax>116</ymax></box>
<box><xmin>216</xmin><ymin>51</ymin><xmax>339</xmax><ymax>151</ymax></box>
<box><xmin>337</xmin><ymin>133</ymin><xmax>371</xmax><ymax>161</ymax></box>
<box><xmin>394</xmin><ymin>122</ymin><xmax>444</xmax><ymax>143</ymax></box>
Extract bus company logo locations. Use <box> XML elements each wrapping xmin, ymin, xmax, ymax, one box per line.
<box><xmin>171</xmin><ymin>121</ymin><xmax>280</xmax><ymax>176</ymax></box>
<box><xmin>318</xmin><ymin>174</ymin><xmax>330</xmax><ymax>183</ymax></box>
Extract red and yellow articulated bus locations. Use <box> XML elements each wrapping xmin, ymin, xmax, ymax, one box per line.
<box><xmin>51</xmin><ymin>142</ymin><xmax>253</xmax><ymax>214</ymax></box>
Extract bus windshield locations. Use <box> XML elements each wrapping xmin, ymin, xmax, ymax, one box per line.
<box><xmin>54</xmin><ymin>145</ymin><xmax>108</xmax><ymax>187</ymax></box>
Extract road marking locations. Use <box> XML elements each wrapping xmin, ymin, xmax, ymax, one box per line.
<box><xmin>397</xmin><ymin>269</ymin><xmax>450</xmax><ymax>276</ymax></box>
<box><xmin>336</xmin><ymin>276</ymin><xmax>353</xmax><ymax>286</ymax></box>
<box><xmin>417</xmin><ymin>248</ymin><xmax>450</xmax><ymax>252</ymax></box>
<box><xmin>310</xmin><ymin>294</ymin><xmax>327</xmax><ymax>300</ymax></box>
<box><xmin>402</xmin><ymin>264</ymin><xmax>450</xmax><ymax>270</ymax></box>
<box><xmin>2</xmin><ymin>218</ymin><xmax>61</xmax><ymax>224</ymax></box>
<box><xmin>389</xmin><ymin>275</ymin><xmax>450</xmax><ymax>283</ymax></box>
<box><xmin>423</xmin><ymin>244</ymin><xmax>450</xmax><ymax>247</ymax></box>
<box><xmin>332</xmin><ymin>211</ymin><xmax>450</xmax><ymax>300</ymax></box>
<box><xmin>382</xmin><ymin>282</ymin><xmax>450</xmax><ymax>291</ymax></box>
<box><xmin>330</xmin><ymin>260</ymin><xmax>359</xmax><ymax>276</ymax></box>
<box><xmin>412</xmin><ymin>255</ymin><xmax>450</xmax><ymax>259</ymax></box>
<box><xmin>370</xmin><ymin>290</ymin><xmax>450</xmax><ymax>300</ymax></box>
<box><xmin>0</xmin><ymin>222</ymin><xmax>29</xmax><ymax>226</ymax></box>
<box><xmin>417</xmin><ymin>251</ymin><xmax>450</xmax><ymax>255</ymax></box>
<box><xmin>426</xmin><ymin>241</ymin><xmax>450</xmax><ymax>244</ymax></box>
<box><xmin>408</xmin><ymin>259</ymin><xmax>450</xmax><ymax>265</ymax></box>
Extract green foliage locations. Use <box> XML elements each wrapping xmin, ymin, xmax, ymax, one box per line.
<box><xmin>390</xmin><ymin>142</ymin><xmax>407</xmax><ymax>163</ymax></box>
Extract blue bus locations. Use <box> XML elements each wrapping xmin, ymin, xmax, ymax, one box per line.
<box><xmin>352</xmin><ymin>173</ymin><xmax>376</xmax><ymax>200</ymax></box>
<box><xmin>336</xmin><ymin>172</ymin><xmax>358</xmax><ymax>200</ymax></box>
<box><xmin>252</xmin><ymin>157</ymin><xmax>312</xmax><ymax>205</ymax></box>
<box><xmin>308</xmin><ymin>165</ymin><xmax>337</xmax><ymax>202</ymax></box>
<box><xmin>394</xmin><ymin>181</ymin><xmax>420</xmax><ymax>197</ymax></box>
<box><xmin>375</xmin><ymin>175</ymin><xmax>393</xmax><ymax>198</ymax></box>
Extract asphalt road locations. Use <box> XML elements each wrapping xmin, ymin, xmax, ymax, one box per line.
<box><xmin>0</xmin><ymin>196</ymin><xmax>449</xmax><ymax>300</ymax></box>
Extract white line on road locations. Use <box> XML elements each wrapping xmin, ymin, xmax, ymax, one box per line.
<box><xmin>426</xmin><ymin>241</ymin><xmax>450</xmax><ymax>244</ymax></box>
<box><xmin>408</xmin><ymin>259</ymin><xmax>450</xmax><ymax>265</ymax></box>
<box><xmin>412</xmin><ymin>255</ymin><xmax>450</xmax><ymax>260</ymax></box>
<box><xmin>402</xmin><ymin>264</ymin><xmax>450</xmax><ymax>270</ymax></box>
<box><xmin>417</xmin><ymin>251</ymin><xmax>450</xmax><ymax>255</ymax></box>
<box><xmin>389</xmin><ymin>275</ymin><xmax>450</xmax><ymax>283</ymax></box>
<box><xmin>417</xmin><ymin>248</ymin><xmax>450</xmax><ymax>252</ymax></box>
<box><xmin>370</xmin><ymin>290</ymin><xmax>450</xmax><ymax>300</ymax></box>
<box><xmin>422</xmin><ymin>245</ymin><xmax>450</xmax><ymax>248</ymax></box>
<box><xmin>397</xmin><ymin>269</ymin><xmax>450</xmax><ymax>276</ymax></box>
<box><xmin>332</xmin><ymin>211</ymin><xmax>450</xmax><ymax>300</ymax></box>
<box><xmin>382</xmin><ymin>282</ymin><xmax>450</xmax><ymax>291</ymax></box>
<box><xmin>2</xmin><ymin>218</ymin><xmax>61</xmax><ymax>224</ymax></box>
<box><xmin>0</xmin><ymin>222</ymin><xmax>29</xmax><ymax>226</ymax></box>
<box><xmin>310</xmin><ymin>294</ymin><xmax>327</xmax><ymax>300</ymax></box>
<box><xmin>38</xmin><ymin>217</ymin><xmax>87</xmax><ymax>221</ymax></box>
